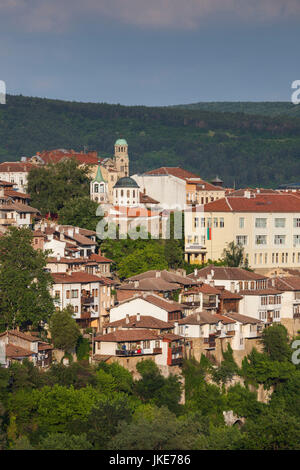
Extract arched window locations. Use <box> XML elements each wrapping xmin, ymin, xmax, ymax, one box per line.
<box><xmin>127</xmin><ymin>190</ymin><xmax>130</xmax><ymax>198</ymax></box>
<box><xmin>121</xmin><ymin>190</ymin><xmax>124</xmax><ymax>197</ymax></box>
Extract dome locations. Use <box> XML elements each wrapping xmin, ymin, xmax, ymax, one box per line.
<box><xmin>114</xmin><ymin>177</ymin><xmax>139</xmax><ymax>189</ymax></box>
<box><xmin>115</xmin><ymin>138</ymin><xmax>128</xmax><ymax>146</ymax></box>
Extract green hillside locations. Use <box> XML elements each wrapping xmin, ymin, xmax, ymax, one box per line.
<box><xmin>0</xmin><ymin>94</ymin><xmax>300</xmax><ymax>188</ymax></box>
<box><xmin>172</xmin><ymin>101</ymin><xmax>300</xmax><ymax>117</ymax></box>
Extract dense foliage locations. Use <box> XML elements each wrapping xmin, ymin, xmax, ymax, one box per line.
<box><xmin>0</xmin><ymin>227</ymin><xmax>54</xmax><ymax>330</ymax></box>
<box><xmin>27</xmin><ymin>159</ymin><xmax>91</xmax><ymax>216</ymax></box>
<box><xmin>1</xmin><ymin>95</ymin><xmax>300</xmax><ymax>188</ymax></box>
<box><xmin>0</xmin><ymin>325</ymin><xmax>300</xmax><ymax>450</ymax></box>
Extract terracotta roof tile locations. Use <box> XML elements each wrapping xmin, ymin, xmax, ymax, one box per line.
<box><xmin>94</xmin><ymin>330</ymin><xmax>159</xmax><ymax>342</ymax></box>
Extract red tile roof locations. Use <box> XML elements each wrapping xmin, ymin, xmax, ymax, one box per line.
<box><xmin>177</xmin><ymin>311</ymin><xmax>219</xmax><ymax>325</ymax></box>
<box><xmin>89</xmin><ymin>253</ymin><xmax>113</xmax><ymax>263</ymax></box>
<box><xmin>107</xmin><ymin>315</ymin><xmax>174</xmax><ymax>330</ymax></box>
<box><xmin>0</xmin><ymin>330</ymin><xmax>39</xmax><ymax>342</ymax></box>
<box><xmin>188</xmin><ymin>265</ymin><xmax>267</xmax><ymax>281</ymax></box>
<box><xmin>144</xmin><ymin>167</ymin><xmax>200</xmax><ymax>181</ymax></box>
<box><xmin>51</xmin><ymin>272</ymin><xmax>105</xmax><ymax>284</ymax></box>
<box><xmin>6</xmin><ymin>344</ymin><xmax>35</xmax><ymax>358</ymax></box>
<box><xmin>267</xmin><ymin>276</ymin><xmax>300</xmax><ymax>291</ymax></box>
<box><xmin>225</xmin><ymin>313</ymin><xmax>262</xmax><ymax>325</ymax></box>
<box><xmin>94</xmin><ymin>330</ymin><xmax>159</xmax><ymax>342</ymax></box>
<box><xmin>203</xmin><ymin>193</ymin><xmax>300</xmax><ymax>213</ymax></box>
<box><xmin>0</xmin><ymin>162</ymin><xmax>34</xmax><ymax>172</ymax></box>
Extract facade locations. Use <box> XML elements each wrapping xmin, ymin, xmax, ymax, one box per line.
<box><xmin>132</xmin><ymin>167</ymin><xmax>225</xmax><ymax>209</ymax></box>
<box><xmin>51</xmin><ymin>272</ymin><xmax>114</xmax><ymax>329</ymax></box>
<box><xmin>0</xmin><ymin>330</ymin><xmax>53</xmax><ymax>368</ymax></box>
<box><xmin>0</xmin><ymin>162</ymin><xmax>34</xmax><ymax>193</ymax></box>
<box><xmin>184</xmin><ymin>192</ymin><xmax>300</xmax><ymax>269</ymax></box>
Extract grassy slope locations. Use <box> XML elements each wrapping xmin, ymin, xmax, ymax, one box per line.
<box><xmin>0</xmin><ymin>95</ymin><xmax>300</xmax><ymax>188</ymax></box>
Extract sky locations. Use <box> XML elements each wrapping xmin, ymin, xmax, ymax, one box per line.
<box><xmin>0</xmin><ymin>0</ymin><xmax>300</xmax><ymax>106</ymax></box>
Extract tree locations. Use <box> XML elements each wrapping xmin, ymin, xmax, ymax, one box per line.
<box><xmin>222</xmin><ymin>241</ymin><xmax>248</xmax><ymax>268</ymax></box>
<box><xmin>111</xmin><ymin>406</ymin><xmax>209</xmax><ymax>450</ymax></box>
<box><xmin>134</xmin><ymin>360</ymin><xmax>182</xmax><ymax>414</ymax></box>
<box><xmin>39</xmin><ymin>433</ymin><xmax>92</xmax><ymax>450</ymax></box>
<box><xmin>82</xmin><ymin>394</ymin><xmax>133</xmax><ymax>450</ymax></box>
<box><xmin>0</xmin><ymin>227</ymin><xmax>54</xmax><ymax>330</ymax></box>
<box><xmin>241</xmin><ymin>409</ymin><xmax>300</xmax><ymax>450</ymax></box>
<box><xmin>117</xmin><ymin>244</ymin><xmax>168</xmax><ymax>279</ymax></box>
<box><xmin>49</xmin><ymin>306</ymin><xmax>80</xmax><ymax>353</ymax></box>
<box><xmin>261</xmin><ymin>324</ymin><xmax>292</xmax><ymax>362</ymax></box>
<box><xmin>27</xmin><ymin>158</ymin><xmax>91</xmax><ymax>216</ymax></box>
<box><xmin>58</xmin><ymin>196</ymin><xmax>101</xmax><ymax>231</ymax></box>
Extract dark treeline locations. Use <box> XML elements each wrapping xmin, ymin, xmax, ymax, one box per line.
<box><xmin>0</xmin><ymin>95</ymin><xmax>300</xmax><ymax>187</ymax></box>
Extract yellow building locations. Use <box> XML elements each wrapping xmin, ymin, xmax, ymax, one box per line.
<box><xmin>185</xmin><ymin>191</ymin><xmax>300</xmax><ymax>272</ymax></box>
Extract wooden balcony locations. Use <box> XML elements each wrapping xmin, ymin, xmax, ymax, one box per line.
<box><xmin>81</xmin><ymin>295</ymin><xmax>94</xmax><ymax>305</ymax></box>
<box><xmin>0</xmin><ymin>218</ymin><xmax>16</xmax><ymax>225</ymax></box>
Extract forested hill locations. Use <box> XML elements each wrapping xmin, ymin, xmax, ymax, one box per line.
<box><xmin>0</xmin><ymin>94</ymin><xmax>300</xmax><ymax>188</ymax></box>
<box><xmin>172</xmin><ymin>101</ymin><xmax>300</xmax><ymax>117</ymax></box>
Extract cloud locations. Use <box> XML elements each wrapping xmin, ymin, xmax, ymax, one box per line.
<box><xmin>0</xmin><ymin>0</ymin><xmax>300</xmax><ymax>32</ymax></box>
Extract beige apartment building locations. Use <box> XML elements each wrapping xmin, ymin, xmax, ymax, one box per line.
<box><xmin>185</xmin><ymin>192</ymin><xmax>300</xmax><ymax>272</ymax></box>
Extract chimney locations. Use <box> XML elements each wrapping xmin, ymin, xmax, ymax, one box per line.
<box><xmin>211</xmin><ymin>269</ymin><xmax>214</xmax><ymax>277</ymax></box>
<box><xmin>57</xmin><ymin>254</ymin><xmax>61</xmax><ymax>261</ymax></box>
<box><xmin>156</xmin><ymin>271</ymin><xmax>161</xmax><ymax>278</ymax></box>
<box><xmin>134</xmin><ymin>281</ymin><xmax>139</xmax><ymax>288</ymax></box>
<box><xmin>68</xmin><ymin>228</ymin><xmax>74</xmax><ymax>237</ymax></box>
<box><xmin>137</xmin><ymin>313</ymin><xmax>141</xmax><ymax>322</ymax></box>
<box><xmin>75</xmin><ymin>227</ymin><xmax>79</xmax><ymax>234</ymax></box>
<box><xmin>197</xmin><ymin>313</ymin><xmax>200</xmax><ymax>322</ymax></box>
<box><xmin>125</xmin><ymin>314</ymin><xmax>130</xmax><ymax>324</ymax></box>
<box><xmin>194</xmin><ymin>268</ymin><xmax>198</xmax><ymax>277</ymax></box>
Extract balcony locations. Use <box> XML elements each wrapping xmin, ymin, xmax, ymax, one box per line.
<box><xmin>226</xmin><ymin>330</ymin><xmax>235</xmax><ymax>336</ymax></box>
<box><xmin>185</xmin><ymin>244</ymin><xmax>206</xmax><ymax>253</ymax></box>
<box><xmin>0</xmin><ymin>218</ymin><xmax>16</xmax><ymax>225</ymax></box>
<box><xmin>81</xmin><ymin>295</ymin><xmax>94</xmax><ymax>305</ymax></box>
<box><xmin>115</xmin><ymin>348</ymin><xmax>162</xmax><ymax>357</ymax></box>
<box><xmin>171</xmin><ymin>357</ymin><xmax>183</xmax><ymax>365</ymax></box>
<box><xmin>171</xmin><ymin>346</ymin><xmax>183</xmax><ymax>354</ymax></box>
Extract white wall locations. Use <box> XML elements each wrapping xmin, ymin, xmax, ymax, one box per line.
<box><xmin>110</xmin><ymin>298</ymin><xmax>169</xmax><ymax>323</ymax></box>
<box><xmin>132</xmin><ymin>174</ymin><xmax>186</xmax><ymax>210</ymax></box>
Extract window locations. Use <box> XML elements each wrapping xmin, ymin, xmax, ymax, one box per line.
<box><xmin>259</xmin><ymin>311</ymin><xmax>266</xmax><ymax>320</ymax></box>
<box><xmin>55</xmin><ymin>291</ymin><xmax>60</xmax><ymax>299</ymax></box>
<box><xmin>194</xmin><ymin>217</ymin><xmax>199</xmax><ymax>228</ymax></box>
<box><xmin>261</xmin><ymin>296</ymin><xmax>268</xmax><ymax>306</ymax></box>
<box><xmin>94</xmin><ymin>184</ymin><xmax>99</xmax><ymax>193</ymax></box>
<box><xmin>66</xmin><ymin>290</ymin><xmax>70</xmax><ymax>299</ymax></box>
<box><xmin>201</xmin><ymin>218</ymin><xmax>205</xmax><ymax>227</ymax></box>
<box><xmin>294</xmin><ymin>218</ymin><xmax>300</xmax><ymax>228</ymax></box>
<box><xmin>236</xmin><ymin>235</ymin><xmax>247</xmax><ymax>246</ymax></box>
<box><xmin>256</xmin><ymin>235</ymin><xmax>267</xmax><ymax>245</ymax></box>
<box><xmin>294</xmin><ymin>235</ymin><xmax>300</xmax><ymax>246</ymax></box>
<box><xmin>207</xmin><ymin>218</ymin><xmax>212</xmax><ymax>228</ymax></box>
<box><xmin>71</xmin><ymin>290</ymin><xmax>78</xmax><ymax>299</ymax></box>
<box><xmin>213</xmin><ymin>218</ymin><xmax>218</xmax><ymax>228</ymax></box>
<box><xmin>255</xmin><ymin>218</ymin><xmax>267</xmax><ymax>228</ymax></box>
<box><xmin>219</xmin><ymin>217</ymin><xmax>224</xmax><ymax>228</ymax></box>
<box><xmin>274</xmin><ymin>235</ymin><xmax>285</xmax><ymax>245</ymax></box>
<box><xmin>143</xmin><ymin>340</ymin><xmax>150</xmax><ymax>349</ymax></box>
<box><xmin>194</xmin><ymin>236</ymin><xmax>199</xmax><ymax>244</ymax></box>
<box><xmin>275</xmin><ymin>218</ymin><xmax>285</xmax><ymax>228</ymax></box>
<box><xmin>74</xmin><ymin>306</ymin><xmax>78</xmax><ymax>313</ymax></box>
<box><xmin>239</xmin><ymin>217</ymin><xmax>244</xmax><ymax>228</ymax></box>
